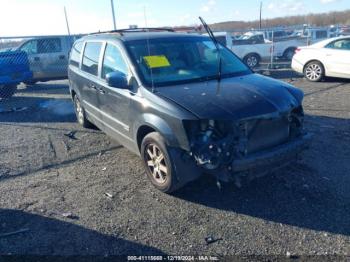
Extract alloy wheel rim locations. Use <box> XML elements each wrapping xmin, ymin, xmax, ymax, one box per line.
<box><xmin>247</xmin><ymin>56</ymin><xmax>257</xmax><ymax>67</ymax></box>
<box><xmin>145</xmin><ymin>143</ymin><xmax>168</xmax><ymax>184</ymax></box>
<box><xmin>306</xmin><ymin>64</ymin><xmax>322</xmax><ymax>81</ymax></box>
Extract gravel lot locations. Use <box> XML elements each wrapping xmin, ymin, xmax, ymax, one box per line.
<box><xmin>0</xmin><ymin>72</ymin><xmax>349</xmax><ymax>257</ymax></box>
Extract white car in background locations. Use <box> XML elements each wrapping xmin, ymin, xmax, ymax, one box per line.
<box><xmin>292</xmin><ymin>36</ymin><xmax>350</xmax><ymax>82</ymax></box>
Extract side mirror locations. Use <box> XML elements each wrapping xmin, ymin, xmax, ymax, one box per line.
<box><xmin>106</xmin><ymin>71</ymin><xmax>129</xmax><ymax>89</ymax></box>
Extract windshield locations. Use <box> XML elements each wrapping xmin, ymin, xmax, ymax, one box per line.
<box><xmin>125</xmin><ymin>36</ymin><xmax>251</xmax><ymax>87</ymax></box>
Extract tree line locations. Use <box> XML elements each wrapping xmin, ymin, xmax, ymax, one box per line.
<box><xmin>210</xmin><ymin>9</ymin><xmax>350</xmax><ymax>31</ymax></box>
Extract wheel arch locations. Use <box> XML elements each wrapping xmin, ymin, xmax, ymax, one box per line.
<box><xmin>135</xmin><ymin>113</ymin><xmax>189</xmax><ymax>152</ymax></box>
<box><xmin>303</xmin><ymin>59</ymin><xmax>326</xmax><ymax>75</ymax></box>
<box><xmin>136</xmin><ymin>125</ymin><xmax>156</xmax><ymax>151</ymax></box>
<box><xmin>283</xmin><ymin>47</ymin><xmax>297</xmax><ymax>58</ymax></box>
<box><xmin>70</xmin><ymin>89</ymin><xmax>77</xmax><ymax>100</ymax></box>
<box><xmin>243</xmin><ymin>52</ymin><xmax>261</xmax><ymax>61</ymax></box>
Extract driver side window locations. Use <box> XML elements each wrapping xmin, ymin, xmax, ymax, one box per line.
<box><xmin>102</xmin><ymin>44</ymin><xmax>128</xmax><ymax>79</ymax></box>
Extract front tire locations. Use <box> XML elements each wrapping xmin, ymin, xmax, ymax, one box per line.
<box><xmin>141</xmin><ymin>132</ymin><xmax>180</xmax><ymax>193</ymax></box>
<box><xmin>73</xmin><ymin>95</ymin><xmax>92</xmax><ymax>128</ymax></box>
<box><xmin>304</xmin><ymin>61</ymin><xmax>324</xmax><ymax>82</ymax></box>
<box><xmin>0</xmin><ymin>84</ymin><xmax>17</xmax><ymax>99</ymax></box>
<box><xmin>244</xmin><ymin>53</ymin><xmax>260</xmax><ymax>68</ymax></box>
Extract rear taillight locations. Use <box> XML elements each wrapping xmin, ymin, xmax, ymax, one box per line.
<box><xmin>295</xmin><ymin>48</ymin><xmax>301</xmax><ymax>54</ymax></box>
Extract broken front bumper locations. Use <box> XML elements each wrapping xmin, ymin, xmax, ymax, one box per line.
<box><xmin>231</xmin><ymin>133</ymin><xmax>312</xmax><ymax>174</ymax></box>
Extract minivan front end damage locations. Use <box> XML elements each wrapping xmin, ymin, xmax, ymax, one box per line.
<box><xmin>184</xmin><ymin>106</ymin><xmax>311</xmax><ymax>184</ymax></box>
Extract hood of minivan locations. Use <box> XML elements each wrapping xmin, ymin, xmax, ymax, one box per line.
<box><xmin>155</xmin><ymin>73</ymin><xmax>303</xmax><ymax>121</ymax></box>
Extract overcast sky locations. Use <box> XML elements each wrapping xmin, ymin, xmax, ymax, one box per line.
<box><xmin>0</xmin><ymin>0</ymin><xmax>348</xmax><ymax>37</ymax></box>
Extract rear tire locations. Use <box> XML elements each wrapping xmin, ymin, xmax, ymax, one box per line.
<box><xmin>243</xmin><ymin>53</ymin><xmax>260</xmax><ymax>68</ymax></box>
<box><xmin>73</xmin><ymin>95</ymin><xmax>93</xmax><ymax>128</ymax></box>
<box><xmin>304</xmin><ymin>61</ymin><xmax>324</xmax><ymax>82</ymax></box>
<box><xmin>0</xmin><ymin>84</ymin><xmax>17</xmax><ymax>99</ymax></box>
<box><xmin>141</xmin><ymin>132</ymin><xmax>181</xmax><ymax>193</ymax></box>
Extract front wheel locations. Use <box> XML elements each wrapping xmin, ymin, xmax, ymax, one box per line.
<box><xmin>0</xmin><ymin>84</ymin><xmax>17</xmax><ymax>99</ymax></box>
<box><xmin>141</xmin><ymin>132</ymin><xmax>180</xmax><ymax>193</ymax></box>
<box><xmin>243</xmin><ymin>54</ymin><xmax>260</xmax><ymax>68</ymax></box>
<box><xmin>304</xmin><ymin>61</ymin><xmax>324</xmax><ymax>82</ymax></box>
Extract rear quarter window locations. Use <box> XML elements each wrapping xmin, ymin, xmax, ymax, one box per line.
<box><xmin>82</xmin><ymin>42</ymin><xmax>103</xmax><ymax>76</ymax></box>
<box><xmin>70</xmin><ymin>42</ymin><xmax>83</xmax><ymax>67</ymax></box>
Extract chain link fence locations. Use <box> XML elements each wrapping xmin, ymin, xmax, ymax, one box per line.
<box><xmin>0</xmin><ymin>35</ymin><xmax>84</xmax><ymax>115</ymax></box>
<box><xmin>0</xmin><ymin>35</ymin><xmax>82</xmax><ymax>98</ymax></box>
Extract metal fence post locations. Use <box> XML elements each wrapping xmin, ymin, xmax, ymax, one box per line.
<box><xmin>270</xmin><ymin>30</ymin><xmax>274</xmax><ymax>70</ymax></box>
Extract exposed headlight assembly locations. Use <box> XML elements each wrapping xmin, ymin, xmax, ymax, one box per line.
<box><xmin>186</xmin><ymin>120</ymin><xmax>237</xmax><ymax>170</ymax></box>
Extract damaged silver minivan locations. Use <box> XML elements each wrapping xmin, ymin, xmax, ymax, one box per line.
<box><xmin>68</xmin><ymin>27</ymin><xmax>311</xmax><ymax>193</ymax></box>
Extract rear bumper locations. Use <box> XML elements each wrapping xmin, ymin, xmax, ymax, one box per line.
<box><xmin>291</xmin><ymin>58</ymin><xmax>304</xmax><ymax>74</ymax></box>
<box><xmin>0</xmin><ymin>71</ymin><xmax>33</xmax><ymax>85</ymax></box>
<box><xmin>231</xmin><ymin>133</ymin><xmax>312</xmax><ymax>174</ymax></box>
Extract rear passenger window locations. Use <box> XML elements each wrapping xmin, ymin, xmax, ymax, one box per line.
<box><xmin>102</xmin><ymin>44</ymin><xmax>128</xmax><ymax>79</ymax></box>
<box><xmin>82</xmin><ymin>42</ymin><xmax>102</xmax><ymax>76</ymax></box>
<box><xmin>38</xmin><ymin>38</ymin><xmax>62</xmax><ymax>53</ymax></box>
<box><xmin>70</xmin><ymin>42</ymin><xmax>83</xmax><ymax>67</ymax></box>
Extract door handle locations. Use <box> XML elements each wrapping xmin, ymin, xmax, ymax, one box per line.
<box><xmin>34</xmin><ymin>57</ymin><xmax>40</xmax><ymax>61</ymax></box>
<box><xmin>90</xmin><ymin>84</ymin><xmax>105</xmax><ymax>94</ymax></box>
<box><xmin>59</xmin><ymin>55</ymin><xmax>66</xmax><ymax>60</ymax></box>
<box><xmin>97</xmin><ymin>87</ymin><xmax>105</xmax><ymax>94</ymax></box>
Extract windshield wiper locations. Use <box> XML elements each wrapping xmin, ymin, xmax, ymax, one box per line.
<box><xmin>199</xmin><ymin>17</ymin><xmax>222</xmax><ymax>87</ymax></box>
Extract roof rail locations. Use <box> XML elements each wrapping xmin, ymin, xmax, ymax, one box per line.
<box><xmin>89</xmin><ymin>27</ymin><xmax>174</xmax><ymax>36</ymax></box>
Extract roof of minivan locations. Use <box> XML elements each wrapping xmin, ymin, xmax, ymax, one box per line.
<box><xmin>81</xmin><ymin>32</ymin><xmax>205</xmax><ymax>42</ymax></box>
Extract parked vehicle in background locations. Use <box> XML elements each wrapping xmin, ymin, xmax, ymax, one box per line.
<box><xmin>339</xmin><ymin>26</ymin><xmax>350</xmax><ymax>36</ymax></box>
<box><xmin>292</xmin><ymin>36</ymin><xmax>350</xmax><ymax>81</ymax></box>
<box><xmin>291</xmin><ymin>28</ymin><xmax>332</xmax><ymax>45</ymax></box>
<box><xmin>235</xmin><ymin>31</ymin><xmax>267</xmax><ymax>45</ymax></box>
<box><xmin>304</xmin><ymin>28</ymin><xmax>331</xmax><ymax>45</ymax></box>
<box><xmin>263</xmin><ymin>30</ymin><xmax>294</xmax><ymax>41</ymax></box>
<box><xmin>212</xmin><ymin>32</ymin><xmax>305</xmax><ymax>68</ymax></box>
<box><xmin>68</xmin><ymin>29</ymin><xmax>310</xmax><ymax>193</ymax></box>
<box><xmin>14</xmin><ymin>35</ymin><xmax>80</xmax><ymax>85</ymax></box>
<box><xmin>0</xmin><ymin>50</ymin><xmax>32</xmax><ymax>99</ymax></box>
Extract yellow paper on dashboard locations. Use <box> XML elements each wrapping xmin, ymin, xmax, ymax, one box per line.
<box><xmin>143</xmin><ymin>55</ymin><xmax>171</xmax><ymax>68</ymax></box>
